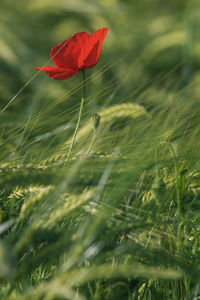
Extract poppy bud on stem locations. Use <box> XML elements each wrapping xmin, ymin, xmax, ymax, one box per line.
<box><xmin>91</xmin><ymin>113</ymin><xmax>101</xmax><ymax>130</ymax></box>
<box><xmin>65</xmin><ymin>70</ymin><xmax>86</xmax><ymax>163</ymax></box>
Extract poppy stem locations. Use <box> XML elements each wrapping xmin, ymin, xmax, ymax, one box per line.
<box><xmin>84</xmin><ymin>113</ymin><xmax>100</xmax><ymax>159</ymax></box>
<box><xmin>84</xmin><ymin>129</ymin><xmax>96</xmax><ymax>159</ymax></box>
<box><xmin>65</xmin><ymin>71</ymin><xmax>86</xmax><ymax>163</ymax></box>
<box><xmin>82</xmin><ymin>69</ymin><xmax>86</xmax><ymax>99</ymax></box>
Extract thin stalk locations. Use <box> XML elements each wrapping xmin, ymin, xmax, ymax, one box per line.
<box><xmin>65</xmin><ymin>70</ymin><xmax>86</xmax><ymax>163</ymax></box>
<box><xmin>82</xmin><ymin>69</ymin><xmax>86</xmax><ymax>99</ymax></box>
<box><xmin>85</xmin><ymin>129</ymin><xmax>96</xmax><ymax>158</ymax></box>
<box><xmin>155</xmin><ymin>145</ymin><xmax>162</xmax><ymax>179</ymax></box>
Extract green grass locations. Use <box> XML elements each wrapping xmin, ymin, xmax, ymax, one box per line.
<box><xmin>0</xmin><ymin>0</ymin><xmax>200</xmax><ymax>299</ymax></box>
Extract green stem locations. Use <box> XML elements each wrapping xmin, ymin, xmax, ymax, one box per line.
<box><xmin>65</xmin><ymin>70</ymin><xmax>86</xmax><ymax>163</ymax></box>
<box><xmin>85</xmin><ymin>129</ymin><xmax>96</xmax><ymax>158</ymax></box>
<box><xmin>155</xmin><ymin>145</ymin><xmax>162</xmax><ymax>179</ymax></box>
<box><xmin>82</xmin><ymin>69</ymin><xmax>86</xmax><ymax>99</ymax></box>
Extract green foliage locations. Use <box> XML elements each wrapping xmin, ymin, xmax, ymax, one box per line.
<box><xmin>0</xmin><ymin>0</ymin><xmax>200</xmax><ymax>299</ymax></box>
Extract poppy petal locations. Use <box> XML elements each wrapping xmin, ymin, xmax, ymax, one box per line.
<box><xmin>78</xmin><ymin>27</ymin><xmax>108</xmax><ymax>69</ymax></box>
<box><xmin>81</xmin><ymin>41</ymin><xmax>100</xmax><ymax>69</ymax></box>
<box><xmin>50</xmin><ymin>32</ymin><xmax>90</xmax><ymax>70</ymax></box>
<box><xmin>35</xmin><ymin>66</ymin><xmax>78</xmax><ymax>80</ymax></box>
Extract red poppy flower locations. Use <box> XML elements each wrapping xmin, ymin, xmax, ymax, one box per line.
<box><xmin>35</xmin><ymin>27</ymin><xmax>108</xmax><ymax>80</ymax></box>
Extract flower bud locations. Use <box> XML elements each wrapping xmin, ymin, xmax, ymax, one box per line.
<box><xmin>91</xmin><ymin>113</ymin><xmax>101</xmax><ymax>130</ymax></box>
